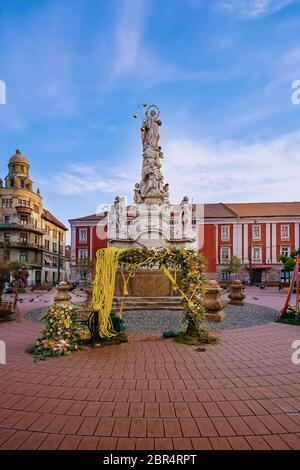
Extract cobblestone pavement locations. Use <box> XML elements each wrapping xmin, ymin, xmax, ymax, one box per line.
<box><xmin>0</xmin><ymin>288</ymin><xmax>299</xmax><ymax>450</ymax></box>
<box><xmin>26</xmin><ymin>303</ymin><xmax>280</xmax><ymax>332</ymax></box>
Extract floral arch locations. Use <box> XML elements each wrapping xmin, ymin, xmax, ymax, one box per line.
<box><xmin>92</xmin><ymin>247</ymin><xmax>215</xmax><ymax>345</ymax></box>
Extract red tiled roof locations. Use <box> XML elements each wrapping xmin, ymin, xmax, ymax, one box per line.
<box><xmin>68</xmin><ymin>212</ymin><xmax>107</xmax><ymax>223</ymax></box>
<box><xmin>42</xmin><ymin>209</ymin><xmax>67</xmax><ymax>231</ymax></box>
<box><xmin>204</xmin><ymin>203</ymin><xmax>237</xmax><ymax>218</ymax></box>
<box><xmin>225</xmin><ymin>202</ymin><xmax>300</xmax><ymax>217</ymax></box>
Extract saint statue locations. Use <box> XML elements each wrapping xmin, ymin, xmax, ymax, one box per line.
<box><xmin>179</xmin><ymin>196</ymin><xmax>192</xmax><ymax>238</ymax></box>
<box><xmin>133</xmin><ymin>104</ymin><xmax>170</xmax><ymax>205</ymax></box>
<box><xmin>141</xmin><ymin>110</ymin><xmax>162</xmax><ymax>149</ymax></box>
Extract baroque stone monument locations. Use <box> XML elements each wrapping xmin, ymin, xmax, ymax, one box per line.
<box><xmin>133</xmin><ymin>105</ymin><xmax>169</xmax><ymax>205</ymax></box>
<box><xmin>109</xmin><ymin>104</ymin><xmax>196</xmax><ymax>250</ymax></box>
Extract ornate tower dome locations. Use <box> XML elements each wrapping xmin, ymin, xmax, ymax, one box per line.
<box><xmin>5</xmin><ymin>149</ymin><xmax>33</xmax><ymax>191</ymax></box>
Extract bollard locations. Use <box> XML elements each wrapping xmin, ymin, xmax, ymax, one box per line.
<box><xmin>204</xmin><ymin>280</ymin><xmax>226</xmax><ymax>322</ymax></box>
<box><xmin>229</xmin><ymin>280</ymin><xmax>246</xmax><ymax>305</ymax></box>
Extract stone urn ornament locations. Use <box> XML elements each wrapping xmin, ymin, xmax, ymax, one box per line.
<box><xmin>204</xmin><ymin>280</ymin><xmax>226</xmax><ymax>322</ymax></box>
<box><xmin>228</xmin><ymin>280</ymin><xmax>246</xmax><ymax>306</ymax></box>
<box><xmin>54</xmin><ymin>281</ymin><xmax>71</xmax><ymax>307</ymax></box>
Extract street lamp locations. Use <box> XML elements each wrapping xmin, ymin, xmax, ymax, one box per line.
<box><xmin>249</xmin><ymin>220</ymin><xmax>257</xmax><ymax>285</ymax></box>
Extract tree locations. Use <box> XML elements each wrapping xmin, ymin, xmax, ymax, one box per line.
<box><xmin>280</xmin><ymin>248</ymin><xmax>300</xmax><ymax>273</ymax></box>
<box><xmin>76</xmin><ymin>257</ymin><xmax>94</xmax><ymax>286</ymax></box>
<box><xmin>10</xmin><ymin>262</ymin><xmax>29</xmax><ymax>289</ymax></box>
<box><xmin>0</xmin><ymin>259</ymin><xmax>11</xmax><ymax>302</ymax></box>
<box><xmin>221</xmin><ymin>256</ymin><xmax>242</xmax><ymax>283</ymax></box>
<box><xmin>0</xmin><ymin>260</ymin><xmax>29</xmax><ymax>302</ymax></box>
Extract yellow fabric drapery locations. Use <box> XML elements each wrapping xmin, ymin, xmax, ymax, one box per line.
<box><xmin>92</xmin><ymin>247</ymin><xmax>201</xmax><ymax>339</ymax></box>
<box><xmin>92</xmin><ymin>248</ymin><xmax>126</xmax><ymax>337</ymax></box>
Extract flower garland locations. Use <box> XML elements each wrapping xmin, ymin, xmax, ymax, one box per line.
<box><xmin>119</xmin><ymin>247</ymin><xmax>207</xmax><ymax>335</ymax></box>
<box><xmin>28</xmin><ymin>304</ymin><xmax>81</xmax><ymax>359</ymax></box>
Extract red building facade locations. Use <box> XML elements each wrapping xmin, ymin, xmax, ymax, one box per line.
<box><xmin>69</xmin><ymin>202</ymin><xmax>300</xmax><ymax>285</ymax></box>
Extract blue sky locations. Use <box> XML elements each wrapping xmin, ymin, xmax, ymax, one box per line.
<box><xmin>1</xmin><ymin>0</ymin><xmax>300</xmax><ymax>234</ymax></box>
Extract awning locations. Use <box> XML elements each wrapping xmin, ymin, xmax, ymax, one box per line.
<box><xmin>246</xmin><ymin>264</ymin><xmax>273</xmax><ymax>270</ymax></box>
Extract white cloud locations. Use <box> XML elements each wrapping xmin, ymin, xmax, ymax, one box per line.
<box><xmin>164</xmin><ymin>131</ymin><xmax>300</xmax><ymax>202</ymax></box>
<box><xmin>111</xmin><ymin>0</ymin><xmax>146</xmax><ymax>80</ymax></box>
<box><xmin>109</xmin><ymin>0</ymin><xmax>213</xmax><ymax>89</ymax></box>
<box><xmin>47</xmin><ymin>162</ymin><xmax>135</xmax><ymax>196</ymax></box>
<box><xmin>45</xmin><ymin>130</ymin><xmax>300</xmax><ymax>206</ymax></box>
<box><xmin>216</xmin><ymin>0</ymin><xmax>297</xmax><ymax>17</ymax></box>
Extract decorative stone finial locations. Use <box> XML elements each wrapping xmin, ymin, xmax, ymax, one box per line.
<box><xmin>229</xmin><ymin>280</ymin><xmax>246</xmax><ymax>305</ymax></box>
<box><xmin>16</xmin><ymin>149</ymin><xmax>21</xmax><ymax>155</ymax></box>
<box><xmin>204</xmin><ymin>280</ymin><xmax>226</xmax><ymax>322</ymax></box>
<box><xmin>54</xmin><ymin>281</ymin><xmax>71</xmax><ymax>306</ymax></box>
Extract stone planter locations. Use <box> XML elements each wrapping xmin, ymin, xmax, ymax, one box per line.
<box><xmin>229</xmin><ymin>280</ymin><xmax>246</xmax><ymax>305</ymax></box>
<box><xmin>204</xmin><ymin>280</ymin><xmax>226</xmax><ymax>322</ymax></box>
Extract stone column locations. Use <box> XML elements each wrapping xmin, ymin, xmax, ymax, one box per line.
<box><xmin>54</xmin><ymin>281</ymin><xmax>71</xmax><ymax>307</ymax></box>
<box><xmin>204</xmin><ymin>280</ymin><xmax>226</xmax><ymax>322</ymax></box>
<box><xmin>228</xmin><ymin>280</ymin><xmax>246</xmax><ymax>305</ymax></box>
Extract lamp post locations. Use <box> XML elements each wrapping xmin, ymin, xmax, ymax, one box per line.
<box><xmin>57</xmin><ymin>231</ymin><xmax>61</xmax><ymax>283</ymax></box>
<box><xmin>249</xmin><ymin>220</ymin><xmax>257</xmax><ymax>285</ymax></box>
<box><xmin>249</xmin><ymin>225</ymin><xmax>252</xmax><ymax>285</ymax></box>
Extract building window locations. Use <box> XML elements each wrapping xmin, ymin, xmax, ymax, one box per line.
<box><xmin>221</xmin><ymin>225</ymin><xmax>230</xmax><ymax>241</ymax></box>
<box><xmin>34</xmin><ymin>204</ymin><xmax>39</xmax><ymax>213</ymax></box>
<box><xmin>252</xmin><ymin>225</ymin><xmax>261</xmax><ymax>240</ymax></box>
<box><xmin>1</xmin><ymin>199</ymin><xmax>5</xmax><ymax>208</ymax></box>
<box><xmin>44</xmin><ymin>256</ymin><xmax>51</xmax><ymax>266</ymax></box>
<box><xmin>4</xmin><ymin>215</ymin><xmax>10</xmax><ymax>224</ymax></box>
<box><xmin>20</xmin><ymin>251</ymin><xmax>27</xmax><ymax>262</ymax></box>
<box><xmin>220</xmin><ymin>247</ymin><xmax>230</xmax><ymax>261</ymax></box>
<box><xmin>53</xmin><ymin>257</ymin><xmax>58</xmax><ymax>267</ymax></box>
<box><xmin>18</xmin><ymin>199</ymin><xmax>22</xmax><ymax>206</ymax></box>
<box><xmin>45</xmin><ymin>239</ymin><xmax>50</xmax><ymax>250</ymax></box>
<box><xmin>20</xmin><ymin>234</ymin><xmax>27</xmax><ymax>244</ymax></box>
<box><xmin>281</xmin><ymin>269</ymin><xmax>291</xmax><ymax>284</ymax></box>
<box><xmin>79</xmin><ymin>248</ymin><xmax>88</xmax><ymax>259</ymax></box>
<box><xmin>79</xmin><ymin>229</ymin><xmax>87</xmax><ymax>243</ymax></box>
<box><xmin>4</xmin><ymin>233</ymin><xmax>10</xmax><ymax>243</ymax></box>
<box><xmin>281</xmin><ymin>224</ymin><xmax>290</xmax><ymax>240</ymax></box>
<box><xmin>20</xmin><ymin>215</ymin><xmax>28</xmax><ymax>225</ymax></box>
<box><xmin>53</xmin><ymin>229</ymin><xmax>58</xmax><ymax>239</ymax></box>
<box><xmin>281</xmin><ymin>246</ymin><xmax>291</xmax><ymax>257</ymax></box>
<box><xmin>252</xmin><ymin>246</ymin><xmax>262</xmax><ymax>261</ymax></box>
<box><xmin>221</xmin><ymin>271</ymin><xmax>230</xmax><ymax>280</ymax></box>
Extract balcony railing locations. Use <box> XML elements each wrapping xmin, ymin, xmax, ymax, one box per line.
<box><xmin>0</xmin><ymin>222</ymin><xmax>44</xmax><ymax>234</ymax></box>
<box><xmin>15</xmin><ymin>205</ymin><xmax>33</xmax><ymax>214</ymax></box>
<box><xmin>0</xmin><ymin>241</ymin><xmax>43</xmax><ymax>250</ymax></box>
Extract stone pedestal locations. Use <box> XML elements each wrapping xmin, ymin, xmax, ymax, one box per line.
<box><xmin>229</xmin><ymin>280</ymin><xmax>246</xmax><ymax>305</ymax></box>
<box><xmin>204</xmin><ymin>280</ymin><xmax>226</xmax><ymax>322</ymax></box>
<box><xmin>54</xmin><ymin>281</ymin><xmax>71</xmax><ymax>307</ymax></box>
